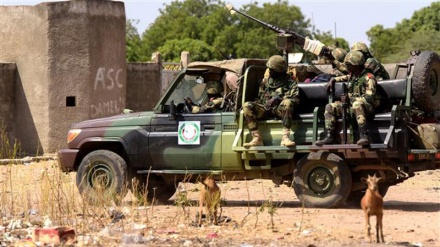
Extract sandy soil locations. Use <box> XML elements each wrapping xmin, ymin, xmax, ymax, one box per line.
<box><xmin>0</xmin><ymin>161</ymin><xmax>439</xmax><ymax>246</ymax></box>
<box><xmin>157</xmin><ymin>169</ymin><xmax>440</xmax><ymax>247</ymax></box>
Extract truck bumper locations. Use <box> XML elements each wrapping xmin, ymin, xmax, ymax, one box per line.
<box><xmin>58</xmin><ymin>149</ymin><xmax>79</xmax><ymax>172</ymax></box>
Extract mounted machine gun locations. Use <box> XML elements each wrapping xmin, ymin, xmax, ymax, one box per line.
<box><xmin>225</xmin><ymin>4</ymin><xmax>335</xmax><ymax>60</ymax></box>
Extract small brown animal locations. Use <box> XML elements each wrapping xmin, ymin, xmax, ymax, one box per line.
<box><xmin>361</xmin><ymin>174</ymin><xmax>385</xmax><ymax>243</ymax></box>
<box><xmin>198</xmin><ymin>177</ymin><xmax>221</xmax><ymax>226</ymax></box>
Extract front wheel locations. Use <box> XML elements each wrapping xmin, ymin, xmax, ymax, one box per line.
<box><xmin>293</xmin><ymin>152</ymin><xmax>352</xmax><ymax>208</ymax></box>
<box><xmin>76</xmin><ymin>150</ymin><xmax>128</xmax><ymax>205</ymax></box>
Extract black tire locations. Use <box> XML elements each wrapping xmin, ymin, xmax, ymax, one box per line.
<box><xmin>76</xmin><ymin>150</ymin><xmax>128</xmax><ymax>205</ymax></box>
<box><xmin>293</xmin><ymin>152</ymin><xmax>352</xmax><ymax>208</ymax></box>
<box><xmin>412</xmin><ymin>51</ymin><xmax>440</xmax><ymax>112</ymax></box>
<box><xmin>130</xmin><ymin>173</ymin><xmax>176</xmax><ymax>205</ymax></box>
<box><xmin>379</xmin><ymin>184</ymin><xmax>389</xmax><ymax>197</ymax></box>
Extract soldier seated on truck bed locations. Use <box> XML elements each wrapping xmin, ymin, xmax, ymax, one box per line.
<box><xmin>243</xmin><ymin>55</ymin><xmax>299</xmax><ymax>147</ymax></box>
<box><xmin>330</xmin><ymin>47</ymin><xmax>349</xmax><ymax>77</ymax></box>
<box><xmin>330</xmin><ymin>42</ymin><xmax>390</xmax><ymax>83</ymax></box>
<box><xmin>351</xmin><ymin>42</ymin><xmax>389</xmax><ymax>81</ymax></box>
<box><xmin>315</xmin><ymin>50</ymin><xmax>380</xmax><ymax>146</ymax></box>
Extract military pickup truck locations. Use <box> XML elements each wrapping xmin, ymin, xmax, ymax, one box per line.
<box><xmin>58</xmin><ymin>50</ymin><xmax>440</xmax><ymax>208</ymax></box>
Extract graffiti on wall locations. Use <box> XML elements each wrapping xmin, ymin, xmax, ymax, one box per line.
<box><xmin>91</xmin><ymin>67</ymin><xmax>125</xmax><ymax>118</ymax></box>
<box><xmin>91</xmin><ymin>96</ymin><xmax>126</xmax><ymax>118</ymax></box>
<box><xmin>94</xmin><ymin>67</ymin><xmax>123</xmax><ymax>90</ymax></box>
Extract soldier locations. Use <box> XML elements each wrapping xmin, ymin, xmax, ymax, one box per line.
<box><xmin>351</xmin><ymin>42</ymin><xmax>390</xmax><ymax>80</ymax></box>
<box><xmin>331</xmin><ymin>47</ymin><xmax>349</xmax><ymax>76</ymax></box>
<box><xmin>315</xmin><ymin>51</ymin><xmax>380</xmax><ymax>146</ymax></box>
<box><xmin>309</xmin><ymin>48</ymin><xmax>348</xmax><ymax>83</ymax></box>
<box><xmin>184</xmin><ymin>81</ymin><xmax>223</xmax><ymax>113</ymax></box>
<box><xmin>242</xmin><ymin>55</ymin><xmax>299</xmax><ymax>147</ymax></box>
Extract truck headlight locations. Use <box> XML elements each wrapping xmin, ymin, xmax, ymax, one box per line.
<box><xmin>67</xmin><ymin>129</ymin><xmax>81</xmax><ymax>143</ymax></box>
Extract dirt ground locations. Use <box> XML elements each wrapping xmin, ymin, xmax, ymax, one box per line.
<box><xmin>0</xmin><ymin>161</ymin><xmax>439</xmax><ymax>246</ymax></box>
<box><xmin>159</xmin><ymin>169</ymin><xmax>440</xmax><ymax>247</ymax></box>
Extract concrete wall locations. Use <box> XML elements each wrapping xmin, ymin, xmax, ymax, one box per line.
<box><xmin>126</xmin><ymin>52</ymin><xmax>184</xmax><ymax>112</ymax></box>
<box><xmin>126</xmin><ymin>63</ymin><xmax>161</xmax><ymax>112</ymax></box>
<box><xmin>0</xmin><ymin>0</ymin><xmax>126</xmax><ymax>154</ymax></box>
<box><xmin>0</xmin><ymin>4</ymin><xmax>50</xmax><ymax>154</ymax></box>
<box><xmin>0</xmin><ymin>64</ymin><xmax>17</xmax><ymax>156</ymax></box>
<box><xmin>46</xmin><ymin>0</ymin><xmax>126</xmax><ymax>151</ymax></box>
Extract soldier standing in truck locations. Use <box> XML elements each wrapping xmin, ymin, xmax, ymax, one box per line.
<box><xmin>315</xmin><ymin>50</ymin><xmax>380</xmax><ymax>146</ymax></box>
<box><xmin>242</xmin><ymin>55</ymin><xmax>299</xmax><ymax>147</ymax></box>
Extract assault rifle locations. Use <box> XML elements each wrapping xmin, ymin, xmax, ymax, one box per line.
<box><xmin>226</xmin><ymin>4</ymin><xmax>335</xmax><ymax>61</ymax></box>
<box><xmin>341</xmin><ymin>82</ymin><xmax>349</xmax><ymax>144</ymax></box>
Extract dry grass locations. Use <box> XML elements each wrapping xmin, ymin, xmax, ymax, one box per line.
<box><xmin>0</xmin><ymin>161</ymin><xmax>292</xmax><ymax>245</ymax></box>
<box><xmin>1</xmin><ymin>162</ymin><xmax>439</xmax><ymax>246</ymax></box>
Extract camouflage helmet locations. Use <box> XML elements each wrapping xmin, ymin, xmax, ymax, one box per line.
<box><xmin>266</xmin><ymin>55</ymin><xmax>287</xmax><ymax>72</ymax></box>
<box><xmin>344</xmin><ymin>51</ymin><xmax>365</xmax><ymax>66</ymax></box>
<box><xmin>331</xmin><ymin>48</ymin><xmax>347</xmax><ymax>62</ymax></box>
<box><xmin>206</xmin><ymin>81</ymin><xmax>223</xmax><ymax>94</ymax></box>
<box><xmin>333</xmin><ymin>61</ymin><xmax>348</xmax><ymax>74</ymax></box>
<box><xmin>350</xmin><ymin>42</ymin><xmax>370</xmax><ymax>54</ymax></box>
<box><xmin>365</xmin><ymin>57</ymin><xmax>379</xmax><ymax>71</ymax></box>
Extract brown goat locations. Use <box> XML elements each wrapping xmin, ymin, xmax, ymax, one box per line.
<box><xmin>361</xmin><ymin>174</ymin><xmax>385</xmax><ymax>243</ymax></box>
<box><xmin>198</xmin><ymin>177</ymin><xmax>221</xmax><ymax>226</ymax></box>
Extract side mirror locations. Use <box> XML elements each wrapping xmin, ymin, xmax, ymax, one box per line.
<box><xmin>169</xmin><ymin>100</ymin><xmax>177</xmax><ymax>120</ymax></box>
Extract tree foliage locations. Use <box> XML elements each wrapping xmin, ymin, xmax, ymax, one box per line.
<box><xmin>158</xmin><ymin>38</ymin><xmax>215</xmax><ymax>62</ymax></box>
<box><xmin>126</xmin><ymin>19</ymin><xmax>142</xmax><ymax>62</ymax></box>
<box><xmin>367</xmin><ymin>2</ymin><xmax>440</xmax><ymax>63</ymax></box>
<box><xmin>127</xmin><ymin>0</ymin><xmax>345</xmax><ymax>62</ymax></box>
<box><xmin>126</xmin><ymin>0</ymin><xmax>439</xmax><ymax>63</ymax></box>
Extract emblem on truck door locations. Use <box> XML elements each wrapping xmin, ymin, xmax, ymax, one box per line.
<box><xmin>178</xmin><ymin>121</ymin><xmax>201</xmax><ymax>145</ymax></box>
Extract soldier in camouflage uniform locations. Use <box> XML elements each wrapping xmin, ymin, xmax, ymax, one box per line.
<box><xmin>242</xmin><ymin>55</ymin><xmax>299</xmax><ymax>147</ymax></box>
<box><xmin>184</xmin><ymin>81</ymin><xmax>223</xmax><ymax>113</ymax></box>
<box><xmin>351</xmin><ymin>42</ymin><xmax>390</xmax><ymax>80</ymax></box>
<box><xmin>331</xmin><ymin>47</ymin><xmax>348</xmax><ymax>76</ymax></box>
<box><xmin>315</xmin><ymin>51</ymin><xmax>380</xmax><ymax>146</ymax></box>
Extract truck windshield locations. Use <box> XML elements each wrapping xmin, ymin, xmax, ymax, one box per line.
<box><xmin>165</xmin><ymin>74</ymin><xmax>207</xmax><ymax>106</ymax></box>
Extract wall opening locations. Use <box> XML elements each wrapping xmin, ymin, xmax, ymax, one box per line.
<box><xmin>66</xmin><ymin>96</ymin><xmax>76</xmax><ymax>107</ymax></box>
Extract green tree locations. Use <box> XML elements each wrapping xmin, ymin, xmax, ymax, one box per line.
<box><xmin>131</xmin><ymin>0</ymin><xmax>348</xmax><ymax>62</ymax></box>
<box><xmin>158</xmin><ymin>38</ymin><xmax>215</xmax><ymax>62</ymax></box>
<box><xmin>126</xmin><ymin>19</ymin><xmax>142</xmax><ymax>62</ymax></box>
<box><xmin>139</xmin><ymin>0</ymin><xmax>311</xmax><ymax>61</ymax></box>
<box><xmin>140</xmin><ymin>0</ymin><xmax>226</xmax><ymax>61</ymax></box>
<box><xmin>368</xmin><ymin>2</ymin><xmax>440</xmax><ymax>62</ymax></box>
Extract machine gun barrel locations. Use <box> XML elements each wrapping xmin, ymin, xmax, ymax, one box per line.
<box><xmin>226</xmin><ymin>4</ymin><xmax>305</xmax><ymax>46</ymax></box>
<box><xmin>226</xmin><ymin>4</ymin><xmax>334</xmax><ymax>60</ymax></box>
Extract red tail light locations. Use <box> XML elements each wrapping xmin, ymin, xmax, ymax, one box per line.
<box><xmin>435</xmin><ymin>153</ymin><xmax>440</xmax><ymax>160</ymax></box>
<box><xmin>407</xmin><ymin>153</ymin><xmax>416</xmax><ymax>161</ymax></box>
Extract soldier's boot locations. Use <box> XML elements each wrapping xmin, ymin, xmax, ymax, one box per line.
<box><xmin>315</xmin><ymin>128</ymin><xmax>336</xmax><ymax>146</ymax></box>
<box><xmin>280</xmin><ymin>128</ymin><xmax>296</xmax><ymax>147</ymax></box>
<box><xmin>244</xmin><ymin>130</ymin><xmax>263</xmax><ymax>147</ymax></box>
<box><xmin>357</xmin><ymin>125</ymin><xmax>370</xmax><ymax>146</ymax></box>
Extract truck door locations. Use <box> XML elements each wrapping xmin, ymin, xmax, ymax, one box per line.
<box><xmin>149</xmin><ymin>74</ymin><xmax>222</xmax><ymax>170</ymax></box>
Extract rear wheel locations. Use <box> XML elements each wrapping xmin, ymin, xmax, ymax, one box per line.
<box><xmin>76</xmin><ymin>150</ymin><xmax>128</xmax><ymax>205</ymax></box>
<box><xmin>412</xmin><ymin>51</ymin><xmax>440</xmax><ymax>112</ymax></box>
<box><xmin>293</xmin><ymin>152</ymin><xmax>352</xmax><ymax>208</ymax></box>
